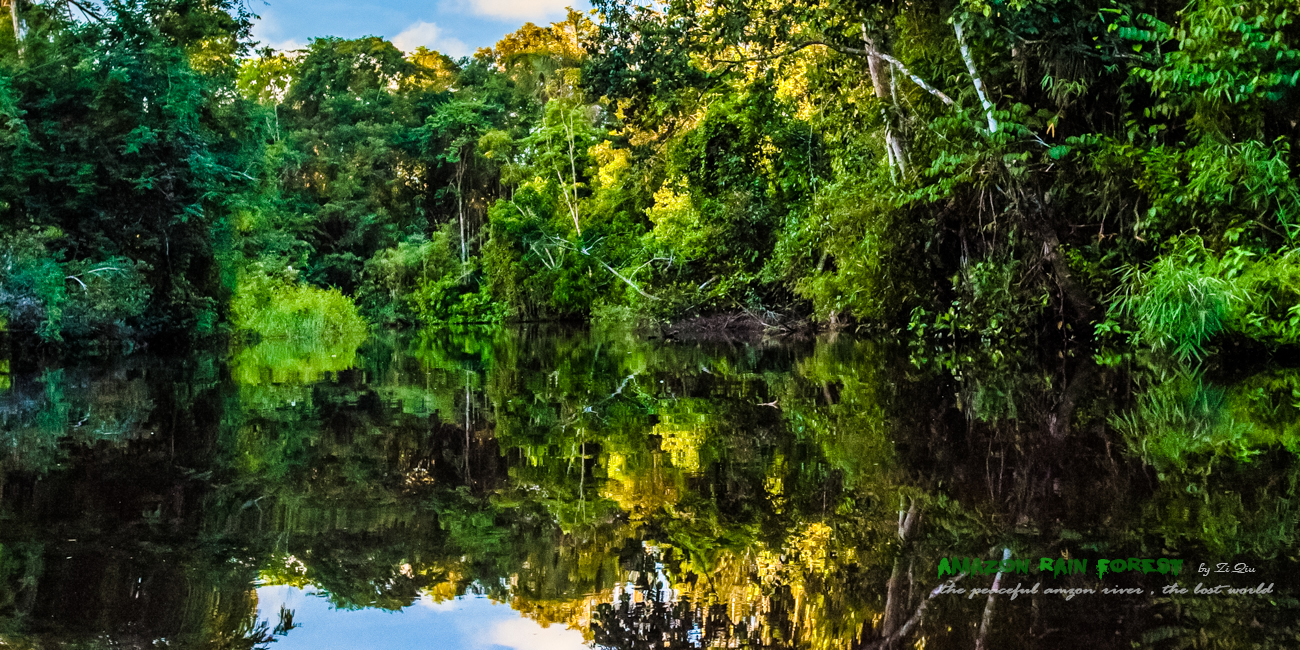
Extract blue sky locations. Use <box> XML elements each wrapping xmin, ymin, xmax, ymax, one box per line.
<box><xmin>249</xmin><ymin>0</ymin><xmax>591</xmax><ymax>57</ymax></box>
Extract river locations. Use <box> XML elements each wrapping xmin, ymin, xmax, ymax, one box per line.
<box><xmin>1</xmin><ymin>327</ymin><xmax>1297</xmax><ymax>648</ymax></box>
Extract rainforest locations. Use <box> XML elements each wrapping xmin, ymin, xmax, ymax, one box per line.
<box><xmin>2</xmin><ymin>0</ymin><xmax>1300</xmax><ymax>648</ymax></box>
<box><xmin>0</xmin><ymin>0</ymin><xmax>1295</xmax><ymax>355</ymax></box>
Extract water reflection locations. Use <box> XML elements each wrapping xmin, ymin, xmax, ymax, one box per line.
<box><xmin>253</xmin><ymin>586</ymin><xmax>587</xmax><ymax>650</ymax></box>
<box><xmin>0</xmin><ymin>328</ymin><xmax>1297</xmax><ymax>649</ymax></box>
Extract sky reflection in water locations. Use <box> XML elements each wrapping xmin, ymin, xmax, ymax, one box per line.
<box><xmin>255</xmin><ymin>586</ymin><xmax>588</xmax><ymax>650</ymax></box>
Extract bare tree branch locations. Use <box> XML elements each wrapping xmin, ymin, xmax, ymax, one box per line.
<box><xmin>65</xmin><ymin>0</ymin><xmax>106</xmax><ymax>24</ymax></box>
<box><xmin>540</xmin><ymin>232</ymin><xmax>661</xmax><ymax>301</ymax></box>
<box><xmin>709</xmin><ymin>40</ymin><xmax>955</xmax><ymax>106</ymax></box>
<box><xmin>873</xmin><ymin>50</ymin><xmax>956</xmax><ymax>106</ymax></box>
<box><xmin>594</xmin><ymin>257</ymin><xmax>660</xmax><ymax>301</ymax></box>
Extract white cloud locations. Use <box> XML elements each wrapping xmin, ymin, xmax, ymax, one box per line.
<box><xmin>465</xmin><ymin>0</ymin><xmax>573</xmax><ymax>22</ymax></box>
<box><xmin>391</xmin><ymin>20</ymin><xmax>470</xmax><ymax>57</ymax></box>
<box><xmin>251</xmin><ymin>11</ymin><xmax>307</xmax><ymax>52</ymax></box>
<box><xmin>489</xmin><ymin>617</ymin><xmax>587</xmax><ymax>650</ymax></box>
<box><xmin>263</xmin><ymin>38</ymin><xmax>307</xmax><ymax>52</ymax></box>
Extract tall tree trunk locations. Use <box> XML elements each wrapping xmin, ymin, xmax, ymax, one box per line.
<box><xmin>1048</xmin><ymin>360</ymin><xmax>1096</xmax><ymax>439</ymax></box>
<box><xmin>1036</xmin><ymin>219</ymin><xmax>1095</xmax><ymax>323</ymax></box>
<box><xmin>954</xmin><ymin>19</ymin><xmax>998</xmax><ymax>133</ymax></box>
<box><xmin>975</xmin><ymin>548</ymin><xmax>1012</xmax><ymax>650</ymax></box>
<box><xmin>456</xmin><ymin>155</ymin><xmax>467</xmax><ymax>264</ymax></box>
<box><xmin>9</xmin><ymin>0</ymin><xmax>22</xmax><ymax>59</ymax></box>
<box><xmin>862</xmin><ymin>26</ymin><xmax>908</xmax><ymax>178</ymax></box>
<box><xmin>878</xmin><ymin>499</ymin><xmax>920</xmax><ymax>647</ymax></box>
<box><xmin>562</xmin><ymin>110</ymin><xmax>582</xmax><ymax>235</ymax></box>
<box><xmin>1026</xmin><ymin>186</ymin><xmax>1096</xmax><ymax>324</ymax></box>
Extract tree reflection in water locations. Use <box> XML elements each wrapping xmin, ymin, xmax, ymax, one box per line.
<box><xmin>0</xmin><ymin>327</ymin><xmax>1297</xmax><ymax>649</ymax></box>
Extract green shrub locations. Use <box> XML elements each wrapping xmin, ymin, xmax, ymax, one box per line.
<box><xmin>480</xmin><ymin>185</ymin><xmax>604</xmax><ymax>320</ymax></box>
<box><xmin>231</xmin><ymin>267</ymin><xmax>369</xmax><ymax>344</ymax></box>
<box><xmin>1109</xmin><ymin>236</ymin><xmax>1236</xmax><ymax>360</ymax></box>
<box><xmin>357</xmin><ymin>224</ymin><xmax>506</xmax><ymax>325</ymax></box>
<box><xmin>357</xmin><ymin>235</ymin><xmax>451</xmax><ymax>325</ymax></box>
<box><xmin>793</xmin><ymin>175</ymin><xmax>926</xmax><ymax>325</ymax></box>
<box><xmin>415</xmin><ymin>259</ymin><xmax>508</xmax><ymax>324</ymax></box>
<box><xmin>60</xmin><ymin>258</ymin><xmax>153</xmax><ymax>339</ymax></box>
<box><xmin>1224</xmin><ymin>247</ymin><xmax>1300</xmax><ymax>346</ymax></box>
<box><xmin>1109</xmin><ymin>241</ymin><xmax>1300</xmax><ymax>353</ymax></box>
<box><xmin>0</xmin><ymin>229</ymin><xmax>152</xmax><ymax>341</ymax></box>
<box><xmin>0</xmin><ymin>229</ymin><xmax>67</xmax><ymax>340</ymax></box>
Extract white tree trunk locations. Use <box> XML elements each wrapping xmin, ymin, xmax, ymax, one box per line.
<box><xmin>862</xmin><ymin>26</ymin><xmax>908</xmax><ymax>179</ymax></box>
<box><xmin>456</xmin><ymin>156</ymin><xmax>466</xmax><ymax>264</ymax></box>
<box><xmin>954</xmin><ymin>19</ymin><xmax>999</xmax><ymax>133</ymax></box>
<box><xmin>563</xmin><ymin>110</ymin><xmax>582</xmax><ymax>235</ymax></box>
<box><xmin>10</xmin><ymin>0</ymin><xmax>22</xmax><ymax>59</ymax></box>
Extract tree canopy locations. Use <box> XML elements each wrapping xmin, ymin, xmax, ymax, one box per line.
<box><xmin>2</xmin><ymin>0</ymin><xmax>1299</xmax><ymax>362</ymax></box>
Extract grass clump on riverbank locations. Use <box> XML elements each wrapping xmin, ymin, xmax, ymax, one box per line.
<box><xmin>231</xmin><ymin>270</ymin><xmax>368</xmax><ymax>345</ymax></box>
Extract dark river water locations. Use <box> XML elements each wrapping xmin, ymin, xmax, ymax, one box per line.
<box><xmin>1</xmin><ymin>327</ymin><xmax>1297</xmax><ymax>649</ymax></box>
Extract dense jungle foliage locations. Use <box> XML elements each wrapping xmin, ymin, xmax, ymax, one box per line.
<box><xmin>3</xmin><ymin>0</ymin><xmax>1300</xmax><ymax>360</ymax></box>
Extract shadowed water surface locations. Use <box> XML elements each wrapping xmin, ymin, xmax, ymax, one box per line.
<box><xmin>1</xmin><ymin>327</ymin><xmax>1298</xmax><ymax>649</ymax></box>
